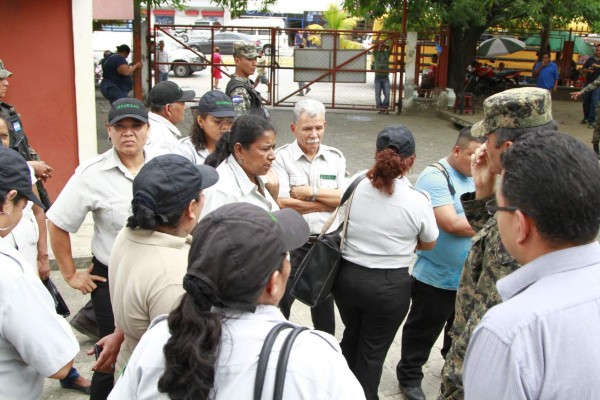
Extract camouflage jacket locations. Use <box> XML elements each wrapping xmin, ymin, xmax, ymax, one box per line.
<box><xmin>581</xmin><ymin>74</ymin><xmax>600</xmax><ymax>95</ymax></box>
<box><xmin>226</xmin><ymin>75</ymin><xmax>268</xmax><ymax>119</ymax></box>
<box><xmin>438</xmin><ymin>192</ymin><xmax>520</xmax><ymax>400</ymax></box>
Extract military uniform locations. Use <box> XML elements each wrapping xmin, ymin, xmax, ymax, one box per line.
<box><xmin>438</xmin><ymin>194</ymin><xmax>519</xmax><ymax>399</ymax></box>
<box><xmin>226</xmin><ymin>42</ymin><xmax>269</xmax><ymax>119</ymax></box>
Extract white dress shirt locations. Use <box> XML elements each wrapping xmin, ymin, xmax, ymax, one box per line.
<box><xmin>147</xmin><ymin>112</ymin><xmax>181</xmax><ymax>153</ymax></box>
<box><xmin>464</xmin><ymin>241</ymin><xmax>600</xmax><ymax>400</ymax></box>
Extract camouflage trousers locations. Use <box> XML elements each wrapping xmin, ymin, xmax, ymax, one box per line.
<box><xmin>594</xmin><ymin>103</ymin><xmax>600</xmax><ymax>143</ymax></box>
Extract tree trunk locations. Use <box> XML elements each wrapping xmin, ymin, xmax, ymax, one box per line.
<box><xmin>446</xmin><ymin>25</ymin><xmax>486</xmax><ymax>92</ymax></box>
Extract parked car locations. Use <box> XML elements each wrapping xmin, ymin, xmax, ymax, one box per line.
<box><xmin>170</xmin><ymin>46</ymin><xmax>207</xmax><ymax>77</ymax></box>
<box><xmin>186</xmin><ymin>32</ymin><xmax>261</xmax><ymax>55</ymax></box>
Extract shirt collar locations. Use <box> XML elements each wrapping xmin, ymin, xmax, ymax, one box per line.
<box><xmin>290</xmin><ymin>140</ymin><xmax>328</xmax><ymax>161</ymax></box>
<box><xmin>149</xmin><ymin>111</ymin><xmax>182</xmax><ymax>137</ymax></box>
<box><xmin>226</xmin><ymin>154</ymin><xmax>264</xmax><ymax>196</ymax></box>
<box><xmin>101</xmin><ymin>147</ymin><xmax>149</xmax><ymax>180</ymax></box>
<box><xmin>498</xmin><ymin>241</ymin><xmax>600</xmax><ymax>301</ymax></box>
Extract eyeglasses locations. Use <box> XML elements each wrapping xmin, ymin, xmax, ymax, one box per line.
<box><xmin>485</xmin><ymin>200</ymin><xmax>533</xmax><ymax>216</ymax></box>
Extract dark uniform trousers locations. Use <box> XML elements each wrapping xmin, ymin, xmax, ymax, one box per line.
<box><xmin>279</xmin><ymin>242</ymin><xmax>336</xmax><ymax>335</ymax></box>
<box><xmin>396</xmin><ymin>277</ymin><xmax>456</xmax><ymax>387</ymax></box>
<box><xmin>333</xmin><ymin>259</ymin><xmax>412</xmax><ymax>400</ymax></box>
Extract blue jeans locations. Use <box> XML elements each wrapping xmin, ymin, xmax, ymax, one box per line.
<box><xmin>60</xmin><ymin>367</ymin><xmax>80</xmax><ymax>385</ymax></box>
<box><xmin>375</xmin><ymin>75</ymin><xmax>390</xmax><ymax>108</ymax></box>
<box><xmin>583</xmin><ymin>86</ymin><xmax>600</xmax><ymax>123</ymax></box>
<box><xmin>159</xmin><ymin>72</ymin><xmax>169</xmax><ymax>82</ymax></box>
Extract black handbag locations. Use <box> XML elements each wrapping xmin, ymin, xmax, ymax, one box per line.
<box><xmin>254</xmin><ymin>323</ymin><xmax>308</xmax><ymax>400</ymax></box>
<box><xmin>42</xmin><ymin>278</ymin><xmax>71</xmax><ymax>318</ymax></box>
<box><xmin>290</xmin><ymin>174</ymin><xmax>366</xmax><ymax>307</ymax></box>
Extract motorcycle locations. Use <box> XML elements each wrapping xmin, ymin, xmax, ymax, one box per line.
<box><xmin>464</xmin><ymin>63</ymin><xmax>520</xmax><ymax>96</ymax></box>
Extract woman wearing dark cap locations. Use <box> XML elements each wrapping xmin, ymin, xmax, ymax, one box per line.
<box><xmin>47</xmin><ymin>98</ymin><xmax>152</xmax><ymax>399</ymax></box>
<box><xmin>100</xmin><ymin>44</ymin><xmax>142</xmax><ymax>104</ymax></box>
<box><xmin>109</xmin><ymin>154</ymin><xmax>218</xmax><ymax>378</ymax></box>
<box><xmin>332</xmin><ymin>126</ymin><xmax>438</xmax><ymax>400</ymax></box>
<box><xmin>175</xmin><ymin>90</ymin><xmax>235</xmax><ymax>165</ymax></box>
<box><xmin>201</xmin><ymin>115</ymin><xmax>279</xmax><ymax>215</ymax></box>
<box><xmin>109</xmin><ymin>203</ymin><xmax>365</xmax><ymax>400</ymax></box>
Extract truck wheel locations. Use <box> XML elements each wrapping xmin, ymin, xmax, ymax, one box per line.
<box><xmin>263</xmin><ymin>44</ymin><xmax>272</xmax><ymax>56</ymax></box>
<box><xmin>173</xmin><ymin>64</ymin><xmax>190</xmax><ymax>77</ymax></box>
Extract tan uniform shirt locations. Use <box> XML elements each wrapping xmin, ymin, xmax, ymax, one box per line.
<box><xmin>109</xmin><ymin>228</ymin><xmax>190</xmax><ymax>375</ymax></box>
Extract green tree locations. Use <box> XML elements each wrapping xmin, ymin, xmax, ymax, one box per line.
<box><xmin>342</xmin><ymin>0</ymin><xmax>600</xmax><ymax>90</ymax></box>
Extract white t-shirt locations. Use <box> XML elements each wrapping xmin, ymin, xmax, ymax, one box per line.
<box><xmin>109</xmin><ymin>305</ymin><xmax>366</xmax><ymax>400</ymax></box>
<box><xmin>157</xmin><ymin>49</ymin><xmax>169</xmax><ymax>73</ymax></box>
<box><xmin>342</xmin><ymin>174</ymin><xmax>438</xmax><ymax>269</ymax></box>
<box><xmin>0</xmin><ymin>238</ymin><xmax>79</xmax><ymax>400</ymax></box>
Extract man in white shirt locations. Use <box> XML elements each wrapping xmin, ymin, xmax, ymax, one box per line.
<box><xmin>463</xmin><ymin>131</ymin><xmax>600</xmax><ymax>399</ymax></box>
<box><xmin>274</xmin><ymin>99</ymin><xmax>346</xmax><ymax>335</ymax></box>
<box><xmin>147</xmin><ymin>81</ymin><xmax>195</xmax><ymax>152</ymax></box>
<box><xmin>156</xmin><ymin>40</ymin><xmax>170</xmax><ymax>82</ymax></box>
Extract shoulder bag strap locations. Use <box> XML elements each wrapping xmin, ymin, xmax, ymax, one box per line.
<box><xmin>254</xmin><ymin>322</ymin><xmax>295</xmax><ymax>400</ymax></box>
<box><xmin>317</xmin><ymin>174</ymin><xmax>367</xmax><ymax>237</ymax></box>
<box><xmin>430</xmin><ymin>162</ymin><xmax>455</xmax><ymax>198</ymax></box>
<box><xmin>273</xmin><ymin>326</ymin><xmax>309</xmax><ymax>400</ymax></box>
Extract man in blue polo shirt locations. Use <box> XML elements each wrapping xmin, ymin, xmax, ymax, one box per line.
<box><xmin>532</xmin><ymin>52</ymin><xmax>558</xmax><ymax>92</ymax></box>
<box><xmin>396</xmin><ymin>127</ymin><xmax>483</xmax><ymax>400</ymax></box>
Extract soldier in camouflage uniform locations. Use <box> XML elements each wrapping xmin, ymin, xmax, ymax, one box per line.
<box><xmin>438</xmin><ymin>87</ymin><xmax>558</xmax><ymax>400</ymax></box>
<box><xmin>571</xmin><ymin>77</ymin><xmax>600</xmax><ymax>158</ymax></box>
<box><xmin>226</xmin><ymin>42</ymin><xmax>269</xmax><ymax>119</ymax></box>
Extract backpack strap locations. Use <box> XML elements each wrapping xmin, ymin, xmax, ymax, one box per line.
<box><xmin>430</xmin><ymin>162</ymin><xmax>455</xmax><ymax>198</ymax></box>
<box><xmin>273</xmin><ymin>326</ymin><xmax>309</xmax><ymax>399</ymax></box>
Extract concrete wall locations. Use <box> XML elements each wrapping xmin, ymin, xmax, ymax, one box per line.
<box><xmin>0</xmin><ymin>0</ymin><xmax>91</xmax><ymax>200</ymax></box>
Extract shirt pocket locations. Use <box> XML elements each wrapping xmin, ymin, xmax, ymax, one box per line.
<box><xmin>108</xmin><ymin>198</ymin><xmax>132</xmax><ymax>232</ymax></box>
<box><xmin>318</xmin><ymin>172</ymin><xmax>339</xmax><ymax>189</ymax></box>
<box><xmin>289</xmin><ymin>175</ymin><xmax>308</xmax><ymax>187</ymax></box>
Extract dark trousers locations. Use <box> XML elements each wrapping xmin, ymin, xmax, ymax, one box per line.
<box><xmin>333</xmin><ymin>259</ymin><xmax>412</xmax><ymax>400</ymax></box>
<box><xmin>279</xmin><ymin>242</ymin><xmax>335</xmax><ymax>335</ymax></box>
<box><xmin>396</xmin><ymin>278</ymin><xmax>456</xmax><ymax>387</ymax></box>
<box><xmin>90</xmin><ymin>257</ymin><xmax>115</xmax><ymax>400</ymax></box>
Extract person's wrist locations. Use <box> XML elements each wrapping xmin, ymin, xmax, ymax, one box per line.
<box><xmin>311</xmin><ymin>186</ymin><xmax>318</xmax><ymax>202</ymax></box>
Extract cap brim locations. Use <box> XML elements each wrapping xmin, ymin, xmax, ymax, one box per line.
<box><xmin>109</xmin><ymin>114</ymin><xmax>149</xmax><ymax>125</ymax></box>
<box><xmin>0</xmin><ymin>70</ymin><xmax>12</xmax><ymax>79</ymax></box>
<box><xmin>470</xmin><ymin>119</ymin><xmax>489</xmax><ymax>138</ymax></box>
<box><xmin>23</xmin><ymin>187</ymin><xmax>45</xmax><ymax>210</ymax></box>
<box><xmin>195</xmin><ymin>164</ymin><xmax>219</xmax><ymax>190</ymax></box>
<box><xmin>209</xmin><ymin>110</ymin><xmax>236</xmax><ymax>118</ymax></box>
<box><xmin>179</xmin><ymin>90</ymin><xmax>196</xmax><ymax>102</ymax></box>
<box><xmin>271</xmin><ymin>208</ymin><xmax>310</xmax><ymax>252</ymax></box>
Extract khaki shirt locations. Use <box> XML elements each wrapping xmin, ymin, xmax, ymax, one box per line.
<box><xmin>274</xmin><ymin>141</ymin><xmax>346</xmax><ymax>234</ymax></box>
<box><xmin>46</xmin><ymin>148</ymin><xmax>153</xmax><ymax>266</ymax></box>
<box><xmin>109</xmin><ymin>228</ymin><xmax>190</xmax><ymax>375</ymax></box>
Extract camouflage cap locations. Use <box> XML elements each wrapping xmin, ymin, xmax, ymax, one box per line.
<box><xmin>470</xmin><ymin>87</ymin><xmax>553</xmax><ymax>137</ymax></box>
<box><xmin>0</xmin><ymin>59</ymin><xmax>13</xmax><ymax>79</ymax></box>
<box><xmin>233</xmin><ymin>41</ymin><xmax>259</xmax><ymax>59</ymax></box>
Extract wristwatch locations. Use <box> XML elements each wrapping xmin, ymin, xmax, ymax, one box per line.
<box><xmin>311</xmin><ymin>186</ymin><xmax>319</xmax><ymax>202</ymax></box>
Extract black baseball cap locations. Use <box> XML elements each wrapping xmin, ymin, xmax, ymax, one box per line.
<box><xmin>185</xmin><ymin>203</ymin><xmax>309</xmax><ymax>312</ymax></box>
<box><xmin>108</xmin><ymin>98</ymin><xmax>149</xmax><ymax>125</ymax></box>
<box><xmin>376</xmin><ymin>125</ymin><xmax>416</xmax><ymax>157</ymax></box>
<box><xmin>132</xmin><ymin>154</ymin><xmax>219</xmax><ymax>217</ymax></box>
<box><xmin>191</xmin><ymin>90</ymin><xmax>236</xmax><ymax>118</ymax></box>
<box><xmin>0</xmin><ymin>147</ymin><xmax>44</xmax><ymax>209</ymax></box>
<box><xmin>149</xmin><ymin>81</ymin><xmax>196</xmax><ymax>106</ymax></box>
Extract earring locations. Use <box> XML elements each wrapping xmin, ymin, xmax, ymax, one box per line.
<box><xmin>238</xmin><ymin>159</ymin><xmax>243</xmax><ymax>165</ymax></box>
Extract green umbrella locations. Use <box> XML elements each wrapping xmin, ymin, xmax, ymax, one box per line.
<box><xmin>525</xmin><ymin>31</ymin><xmax>593</xmax><ymax>55</ymax></box>
<box><xmin>477</xmin><ymin>37</ymin><xmax>526</xmax><ymax>57</ymax></box>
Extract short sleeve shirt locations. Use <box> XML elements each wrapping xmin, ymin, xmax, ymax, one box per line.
<box><xmin>146</xmin><ymin>112</ymin><xmax>182</xmax><ymax>153</ymax></box>
<box><xmin>174</xmin><ymin>136</ymin><xmax>210</xmax><ymax>165</ymax></box>
<box><xmin>412</xmin><ymin>159</ymin><xmax>475</xmax><ymax>290</ymax></box>
<box><xmin>342</xmin><ymin>173</ymin><xmax>439</xmax><ymax>269</ymax></box>
<box><xmin>46</xmin><ymin>148</ymin><xmax>152</xmax><ymax>266</ymax></box>
<box><xmin>274</xmin><ymin>141</ymin><xmax>346</xmax><ymax>234</ymax></box>
<box><xmin>0</xmin><ymin>238</ymin><xmax>79</xmax><ymax>400</ymax></box>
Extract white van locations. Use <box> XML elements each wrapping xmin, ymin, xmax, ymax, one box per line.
<box><xmin>225</xmin><ymin>18</ymin><xmax>289</xmax><ymax>54</ymax></box>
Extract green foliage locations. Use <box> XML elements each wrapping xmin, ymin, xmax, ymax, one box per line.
<box><xmin>136</xmin><ymin>0</ymin><xmax>189</xmax><ymax>10</ymax></box>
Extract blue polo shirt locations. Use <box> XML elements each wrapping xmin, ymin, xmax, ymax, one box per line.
<box><xmin>411</xmin><ymin>159</ymin><xmax>474</xmax><ymax>290</ymax></box>
<box><xmin>533</xmin><ymin>61</ymin><xmax>559</xmax><ymax>91</ymax></box>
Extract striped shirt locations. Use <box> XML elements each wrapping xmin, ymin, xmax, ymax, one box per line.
<box><xmin>463</xmin><ymin>241</ymin><xmax>600</xmax><ymax>400</ymax></box>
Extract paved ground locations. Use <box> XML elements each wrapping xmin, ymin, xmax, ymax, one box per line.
<box><xmin>43</xmin><ymin>93</ymin><xmax>596</xmax><ymax>399</ymax></box>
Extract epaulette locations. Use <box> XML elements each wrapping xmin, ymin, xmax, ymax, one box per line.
<box><xmin>275</xmin><ymin>142</ymin><xmax>291</xmax><ymax>154</ymax></box>
<box><xmin>75</xmin><ymin>152</ymin><xmax>107</xmax><ymax>174</ymax></box>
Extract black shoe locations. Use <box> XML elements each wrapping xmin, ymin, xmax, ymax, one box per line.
<box><xmin>297</xmin><ymin>92</ymin><xmax>305</xmax><ymax>96</ymax></box>
<box><xmin>589</xmin><ymin>123</ymin><xmax>594</xmax><ymax>129</ymax></box>
<box><xmin>305</xmin><ymin>87</ymin><xmax>311</xmax><ymax>94</ymax></box>
<box><xmin>69</xmin><ymin>310</ymin><xmax>99</xmax><ymax>341</ymax></box>
<box><xmin>60</xmin><ymin>381</ymin><xmax>92</xmax><ymax>395</ymax></box>
<box><xmin>400</xmin><ymin>384</ymin><xmax>426</xmax><ymax>400</ymax></box>
<box><xmin>581</xmin><ymin>118</ymin><xmax>589</xmax><ymax>124</ymax></box>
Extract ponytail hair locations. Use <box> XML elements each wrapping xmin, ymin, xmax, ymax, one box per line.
<box><xmin>204</xmin><ymin>115</ymin><xmax>275</xmax><ymax>168</ymax></box>
<box><xmin>158</xmin><ymin>278</ymin><xmax>223</xmax><ymax>399</ymax></box>
<box><xmin>126</xmin><ymin>191</ymin><xmax>200</xmax><ymax>230</ymax></box>
<box><xmin>367</xmin><ymin>148</ymin><xmax>414</xmax><ymax>195</ymax></box>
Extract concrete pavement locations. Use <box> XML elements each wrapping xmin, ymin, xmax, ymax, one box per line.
<box><xmin>43</xmin><ymin>95</ymin><xmax>595</xmax><ymax>399</ymax></box>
